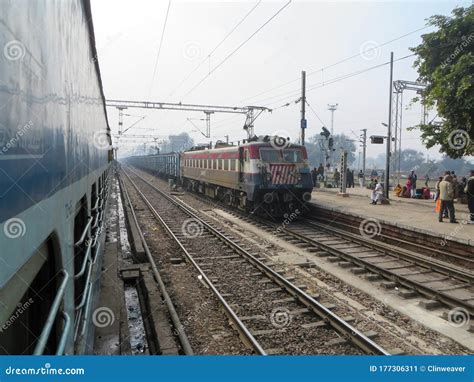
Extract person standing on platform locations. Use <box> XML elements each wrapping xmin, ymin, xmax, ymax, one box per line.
<box><xmin>438</xmin><ymin>174</ymin><xmax>457</xmax><ymax>223</ymax></box>
<box><xmin>465</xmin><ymin>170</ymin><xmax>474</xmax><ymax>224</ymax></box>
<box><xmin>346</xmin><ymin>169</ymin><xmax>354</xmax><ymax>188</ymax></box>
<box><xmin>334</xmin><ymin>168</ymin><xmax>340</xmax><ymax>188</ymax></box>
<box><xmin>409</xmin><ymin>170</ymin><xmax>417</xmax><ymax>198</ymax></box>
<box><xmin>424</xmin><ymin>174</ymin><xmax>430</xmax><ymax>187</ymax></box>
<box><xmin>451</xmin><ymin>171</ymin><xmax>459</xmax><ymax>200</ymax></box>
<box><xmin>317</xmin><ymin>163</ymin><xmax>325</xmax><ymax>181</ymax></box>
<box><xmin>358</xmin><ymin>170</ymin><xmax>364</xmax><ymax>188</ymax></box>
<box><xmin>311</xmin><ymin>167</ymin><xmax>318</xmax><ymax>186</ymax></box>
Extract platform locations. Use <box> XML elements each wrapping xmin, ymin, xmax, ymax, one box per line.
<box><xmin>309</xmin><ymin>186</ymin><xmax>473</xmax><ymax>245</ymax></box>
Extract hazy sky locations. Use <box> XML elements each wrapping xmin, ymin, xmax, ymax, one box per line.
<box><xmin>90</xmin><ymin>0</ymin><xmax>471</xmax><ymax>159</ymax></box>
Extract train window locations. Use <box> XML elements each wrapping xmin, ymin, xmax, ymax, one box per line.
<box><xmin>218</xmin><ymin>159</ymin><xmax>222</xmax><ymax>170</ymax></box>
<box><xmin>213</xmin><ymin>159</ymin><xmax>216</xmax><ymax>170</ymax></box>
<box><xmin>282</xmin><ymin>150</ymin><xmax>303</xmax><ymax>163</ymax></box>
<box><xmin>244</xmin><ymin>150</ymin><xmax>249</xmax><ymax>162</ymax></box>
<box><xmin>230</xmin><ymin>159</ymin><xmax>236</xmax><ymax>171</ymax></box>
<box><xmin>224</xmin><ymin>160</ymin><xmax>229</xmax><ymax>171</ymax></box>
<box><xmin>0</xmin><ymin>239</ymin><xmax>61</xmax><ymax>355</ymax></box>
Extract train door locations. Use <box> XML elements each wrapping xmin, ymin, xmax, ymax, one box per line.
<box><xmin>238</xmin><ymin>147</ymin><xmax>245</xmax><ymax>183</ymax></box>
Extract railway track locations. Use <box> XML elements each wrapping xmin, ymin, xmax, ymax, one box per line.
<box><xmin>119</xmin><ymin>173</ymin><xmax>194</xmax><ymax>355</ymax></box>
<box><xmin>184</xmin><ymin>189</ymin><xmax>474</xmax><ymax>321</ymax></box>
<box><xmin>309</xmin><ymin>212</ymin><xmax>474</xmax><ymax>268</ymax></box>
<box><xmin>121</xmin><ymin>166</ymin><xmax>390</xmax><ymax>355</ymax></box>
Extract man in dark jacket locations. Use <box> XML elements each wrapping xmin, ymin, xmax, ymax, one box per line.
<box><xmin>466</xmin><ymin>170</ymin><xmax>474</xmax><ymax>224</ymax></box>
<box><xmin>317</xmin><ymin>163</ymin><xmax>324</xmax><ymax>181</ymax></box>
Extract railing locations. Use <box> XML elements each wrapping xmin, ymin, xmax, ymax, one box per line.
<box><xmin>33</xmin><ymin>270</ymin><xmax>69</xmax><ymax>355</ymax></box>
<box><xmin>73</xmin><ymin>168</ymin><xmax>110</xmax><ymax>342</ymax></box>
<box><xmin>29</xmin><ymin>168</ymin><xmax>111</xmax><ymax>355</ymax></box>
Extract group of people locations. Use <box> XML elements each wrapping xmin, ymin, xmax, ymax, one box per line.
<box><xmin>393</xmin><ymin>170</ymin><xmax>421</xmax><ymax>198</ymax></box>
<box><xmin>311</xmin><ymin>166</ymin><xmax>360</xmax><ymax>188</ymax></box>
<box><xmin>434</xmin><ymin>170</ymin><xmax>474</xmax><ymax>224</ymax></box>
<box><xmin>392</xmin><ymin>170</ymin><xmax>474</xmax><ymax>224</ymax></box>
<box><xmin>310</xmin><ymin>164</ymin><xmax>326</xmax><ymax>185</ymax></box>
<box><xmin>331</xmin><ymin>168</ymin><xmax>358</xmax><ymax>188</ymax></box>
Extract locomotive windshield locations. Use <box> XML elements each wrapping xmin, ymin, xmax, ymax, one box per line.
<box><xmin>260</xmin><ymin>148</ymin><xmax>303</xmax><ymax>163</ymax></box>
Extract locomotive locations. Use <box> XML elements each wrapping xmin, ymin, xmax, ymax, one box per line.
<box><xmin>0</xmin><ymin>0</ymin><xmax>111</xmax><ymax>354</ymax></box>
<box><xmin>126</xmin><ymin>136</ymin><xmax>313</xmax><ymax>216</ymax></box>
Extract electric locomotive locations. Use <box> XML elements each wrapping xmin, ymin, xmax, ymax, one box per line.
<box><xmin>128</xmin><ymin>136</ymin><xmax>313</xmax><ymax>216</ymax></box>
<box><xmin>181</xmin><ymin>136</ymin><xmax>312</xmax><ymax>215</ymax></box>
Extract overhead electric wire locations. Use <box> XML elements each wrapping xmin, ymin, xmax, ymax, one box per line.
<box><xmin>168</xmin><ymin>0</ymin><xmax>262</xmax><ymax>98</ymax></box>
<box><xmin>239</xmin><ymin>25</ymin><xmax>430</xmax><ymax>103</ymax></box>
<box><xmin>255</xmin><ymin>53</ymin><xmax>416</xmax><ymax>107</ymax></box>
<box><xmin>181</xmin><ymin>0</ymin><xmax>292</xmax><ymax>100</ymax></box>
<box><xmin>209</xmin><ymin>53</ymin><xmax>416</xmax><ymax>132</ymax></box>
<box><xmin>305</xmin><ymin>100</ymin><xmax>327</xmax><ymax>126</ymax></box>
<box><xmin>147</xmin><ymin>0</ymin><xmax>172</xmax><ymax>100</ymax></box>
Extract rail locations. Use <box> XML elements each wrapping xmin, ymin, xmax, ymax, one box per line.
<box><xmin>119</xmin><ymin>172</ymin><xmax>194</xmax><ymax>355</ymax></box>
<box><xmin>123</xmin><ymin>167</ymin><xmax>390</xmax><ymax>355</ymax></box>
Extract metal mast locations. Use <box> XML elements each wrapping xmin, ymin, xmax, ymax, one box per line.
<box><xmin>327</xmin><ymin>103</ymin><xmax>338</xmax><ymax>135</ymax></box>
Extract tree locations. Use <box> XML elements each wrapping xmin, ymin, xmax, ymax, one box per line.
<box><xmin>305</xmin><ymin>133</ymin><xmax>357</xmax><ymax>168</ymax></box>
<box><xmin>399</xmin><ymin>149</ymin><xmax>425</xmax><ymax>171</ymax></box>
<box><xmin>410</xmin><ymin>6</ymin><xmax>474</xmax><ymax>158</ymax></box>
<box><xmin>160</xmin><ymin>132</ymin><xmax>194</xmax><ymax>153</ymax></box>
<box><xmin>332</xmin><ymin>134</ymin><xmax>357</xmax><ymax>167</ymax></box>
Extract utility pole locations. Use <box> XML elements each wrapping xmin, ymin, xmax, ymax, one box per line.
<box><xmin>300</xmin><ymin>71</ymin><xmax>307</xmax><ymax>146</ymax></box>
<box><xmin>360</xmin><ymin>128</ymin><xmax>367</xmax><ymax>187</ymax></box>
<box><xmin>328</xmin><ymin>103</ymin><xmax>338</xmax><ymax>135</ymax></box>
<box><xmin>384</xmin><ymin>52</ymin><xmax>394</xmax><ymax>200</ymax></box>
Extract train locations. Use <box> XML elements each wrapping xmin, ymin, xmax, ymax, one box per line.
<box><xmin>126</xmin><ymin>137</ymin><xmax>313</xmax><ymax>216</ymax></box>
<box><xmin>0</xmin><ymin>0</ymin><xmax>111</xmax><ymax>354</ymax></box>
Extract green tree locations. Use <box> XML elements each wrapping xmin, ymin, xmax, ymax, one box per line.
<box><xmin>410</xmin><ymin>6</ymin><xmax>474</xmax><ymax>158</ymax></box>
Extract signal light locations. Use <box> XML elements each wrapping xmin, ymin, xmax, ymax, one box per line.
<box><xmin>320</xmin><ymin>126</ymin><xmax>330</xmax><ymax>139</ymax></box>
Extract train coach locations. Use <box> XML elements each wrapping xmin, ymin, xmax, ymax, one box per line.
<box><xmin>0</xmin><ymin>0</ymin><xmax>111</xmax><ymax>355</ymax></box>
<box><xmin>127</xmin><ymin>137</ymin><xmax>313</xmax><ymax>216</ymax></box>
<box><xmin>127</xmin><ymin>152</ymin><xmax>180</xmax><ymax>179</ymax></box>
